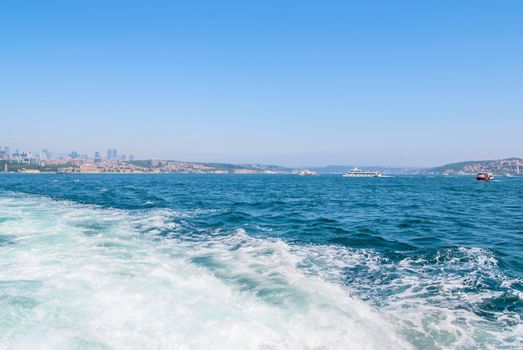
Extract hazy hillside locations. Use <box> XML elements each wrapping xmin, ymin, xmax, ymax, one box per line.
<box><xmin>427</xmin><ymin>158</ymin><xmax>522</xmax><ymax>174</ymax></box>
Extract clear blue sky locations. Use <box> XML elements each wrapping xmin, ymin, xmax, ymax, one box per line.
<box><xmin>1</xmin><ymin>0</ymin><xmax>522</xmax><ymax>167</ymax></box>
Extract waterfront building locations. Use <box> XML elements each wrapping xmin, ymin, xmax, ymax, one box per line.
<box><xmin>79</xmin><ymin>163</ymin><xmax>100</xmax><ymax>173</ymax></box>
<box><xmin>20</xmin><ymin>152</ymin><xmax>30</xmax><ymax>164</ymax></box>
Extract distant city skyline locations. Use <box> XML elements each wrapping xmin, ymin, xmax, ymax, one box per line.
<box><xmin>1</xmin><ymin>143</ymin><xmax>521</xmax><ymax>169</ymax></box>
<box><xmin>1</xmin><ymin>1</ymin><xmax>522</xmax><ymax>167</ymax></box>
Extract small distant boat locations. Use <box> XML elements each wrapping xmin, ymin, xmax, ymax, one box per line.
<box><xmin>298</xmin><ymin>169</ymin><xmax>317</xmax><ymax>176</ymax></box>
<box><xmin>476</xmin><ymin>172</ymin><xmax>494</xmax><ymax>181</ymax></box>
<box><xmin>343</xmin><ymin>168</ymin><xmax>383</xmax><ymax>177</ymax></box>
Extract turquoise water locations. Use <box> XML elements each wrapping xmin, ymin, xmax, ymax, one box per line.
<box><xmin>0</xmin><ymin>174</ymin><xmax>521</xmax><ymax>349</ymax></box>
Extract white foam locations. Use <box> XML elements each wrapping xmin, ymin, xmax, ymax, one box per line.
<box><xmin>292</xmin><ymin>243</ymin><xmax>523</xmax><ymax>349</ymax></box>
<box><xmin>0</xmin><ymin>192</ymin><xmax>521</xmax><ymax>349</ymax></box>
<box><xmin>0</xmin><ymin>194</ymin><xmax>411</xmax><ymax>350</ymax></box>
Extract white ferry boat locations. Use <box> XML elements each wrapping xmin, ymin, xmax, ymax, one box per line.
<box><xmin>343</xmin><ymin>168</ymin><xmax>383</xmax><ymax>177</ymax></box>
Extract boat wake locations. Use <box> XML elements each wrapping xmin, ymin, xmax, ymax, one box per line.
<box><xmin>0</xmin><ymin>192</ymin><xmax>521</xmax><ymax>349</ymax></box>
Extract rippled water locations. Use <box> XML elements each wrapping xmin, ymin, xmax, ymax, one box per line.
<box><xmin>0</xmin><ymin>174</ymin><xmax>521</xmax><ymax>349</ymax></box>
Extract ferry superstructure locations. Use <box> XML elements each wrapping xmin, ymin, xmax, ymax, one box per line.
<box><xmin>343</xmin><ymin>168</ymin><xmax>383</xmax><ymax>177</ymax></box>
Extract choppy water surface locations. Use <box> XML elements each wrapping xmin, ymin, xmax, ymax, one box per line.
<box><xmin>0</xmin><ymin>174</ymin><xmax>522</xmax><ymax>349</ymax></box>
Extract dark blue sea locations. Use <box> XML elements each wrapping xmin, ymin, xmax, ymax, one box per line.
<box><xmin>0</xmin><ymin>174</ymin><xmax>521</xmax><ymax>349</ymax></box>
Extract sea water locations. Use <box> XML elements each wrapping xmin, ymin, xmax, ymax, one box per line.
<box><xmin>0</xmin><ymin>174</ymin><xmax>521</xmax><ymax>349</ymax></box>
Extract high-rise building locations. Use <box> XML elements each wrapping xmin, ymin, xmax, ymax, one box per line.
<box><xmin>12</xmin><ymin>150</ymin><xmax>20</xmax><ymax>162</ymax></box>
<box><xmin>94</xmin><ymin>151</ymin><xmax>101</xmax><ymax>162</ymax></box>
<box><xmin>0</xmin><ymin>147</ymin><xmax>9</xmax><ymax>160</ymax></box>
<box><xmin>129</xmin><ymin>155</ymin><xmax>135</xmax><ymax>161</ymax></box>
<box><xmin>70</xmin><ymin>151</ymin><xmax>79</xmax><ymax>160</ymax></box>
<box><xmin>41</xmin><ymin>149</ymin><xmax>49</xmax><ymax>160</ymax></box>
<box><xmin>106</xmin><ymin>149</ymin><xmax>118</xmax><ymax>160</ymax></box>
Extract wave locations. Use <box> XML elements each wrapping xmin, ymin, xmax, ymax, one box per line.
<box><xmin>297</xmin><ymin>244</ymin><xmax>523</xmax><ymax>349</ymax></box>
<box><xmin>0</xmin><ymin>194</ymin><xmax>410</xmax><ymax>349</ymax></box>
<box><xmin>0</xmin><ymin>192</ymin><xmax>521</xmax><ymax>349</ymax></box>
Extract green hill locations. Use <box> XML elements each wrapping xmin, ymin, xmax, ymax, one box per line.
<box><xmin>429</xmin><ymin>158</ymin><xmax>522</xmax><ymax>174</ymax></box>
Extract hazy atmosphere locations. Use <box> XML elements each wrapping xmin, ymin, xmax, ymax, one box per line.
<box><xmin>1</xmin><ymin>0</ymin><xmax>522</xmax><ymax>166</ymax></box>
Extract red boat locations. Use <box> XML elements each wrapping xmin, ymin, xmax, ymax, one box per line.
<box><xmin>476</xmin><ymin>172</ymin><xmax>494</xmax><ymax>181</ymax></box>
